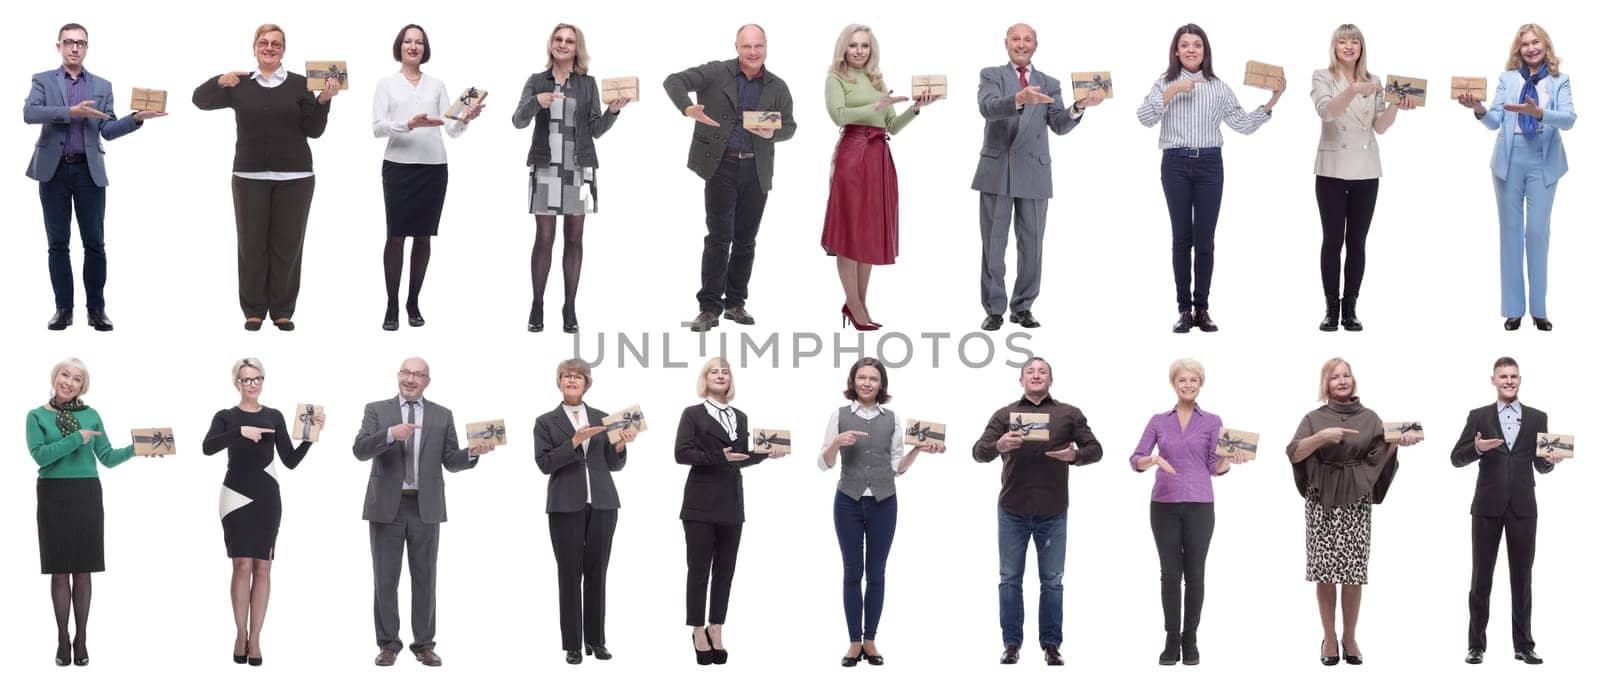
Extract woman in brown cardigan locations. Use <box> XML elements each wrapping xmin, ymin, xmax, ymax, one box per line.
<box><xmin>1287</xmin><ymin>357</ymin><xmax>1417</xmax><ymax>666</ymax></box>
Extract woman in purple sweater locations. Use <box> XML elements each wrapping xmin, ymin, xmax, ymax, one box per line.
<box><xmin>1129</xmin><ymin>358</ymin><xmax>1251</xmax><ymax>666</ymax></box>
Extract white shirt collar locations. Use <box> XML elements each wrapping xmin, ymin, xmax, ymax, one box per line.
<box><xmin>253</xmin><ymin>67</ymin><xmax>288</xmax><ymax>88</ymax></box>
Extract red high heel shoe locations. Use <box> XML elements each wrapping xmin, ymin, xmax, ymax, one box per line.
<box><xmin>840</xmin><ymin>305</ymin><xmax>880</xmax><ymax>331</ymax></box>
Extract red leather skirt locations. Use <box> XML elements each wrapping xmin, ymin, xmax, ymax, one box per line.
<box><xmin>821</xmin><ymin>125</ymin><xmax>898</xmax><ymax>265</ymax></box>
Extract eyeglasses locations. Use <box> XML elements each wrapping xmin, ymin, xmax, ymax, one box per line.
<box><xmin>398</xmin><ymin>369</ymin><xmax>430</xmax><ymax>380</ymax></box>
<box><xmin>60</xmin><ymin>40</ymin><xmax>88</xmax><ymax>49</ymax></box>
<box><xmin>255</xmin><ymin>40</ymin><xmax>285</xmax><ymax>50</ymax></box>
<box><xmin>236</xmin><ymin>376</ymin><xmax>265</xmax><ymax>386</ymax></box>
<box><xmin>560</xmin><ymin>373</ymin><xmax>587</xmax><ymax>381</ymax></box>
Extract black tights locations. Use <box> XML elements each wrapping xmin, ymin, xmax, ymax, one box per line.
<box><xmin>1315</xmin><ymin>176</ymin><xmax>1380</xmax><ymax>300</ymax></box>
<box><xmin>532</xmin><ymin>215</ymin><xmax>586</xmax><ymax>314</ymax></box>
<box><xmin>51</xmin><ymin>573</ymin><xmax>91</xmax><ymax>654</ymax></box>
<box><xmin>383</xmin><ymin>236</ymin><xmax>432</xmax><ymax>317</ymax></box>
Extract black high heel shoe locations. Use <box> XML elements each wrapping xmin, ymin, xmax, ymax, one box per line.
<box><xmin>708</xmin><ymin>628</ymin><xmax>728</xmax><ymax>665</ymax></box>
<box><xmin>841</xmin><ymin>646</ymin><xmax>864</xmax><ymax>668</ymax></box>
<box><xmin>584</xmin><ymin>643</ymin><xmax>612</xmax><ymax>660</ymax></box>
<box><xmin>562</xmin><ymin>304</ymin><xmax>578</xmax><ymax>334</ymax></box>
<box><xmin>692</xmin><ymin>629</ymin><xmax>713</xmax><ymax>666</ymax></box>
<box><xmin>528</xmin><ymin>301</ymin><xmax>544</xmax><ymax>333</ymax></box>
<box><xmin>861</xmin><ymin>640</ymin><xmax>883</xmax><ymax>666</ymax></box>
<box><xmin>383</xmin><ymin>305</ymin><xmax>399</xmax><ymax>332</ymax></box>
<box><xmin>72</xmin><ymin>641</ymin><xmax>89</xmax><ymax>667</ymax></box>
<box><xmin>406</xmin><ymin>302</ymin><xmax>425</xmax><ymax>328</ymax></box>
<box><xmin>1320</xmin><ymin>639</ymin><xmax>1340</xmax><ymax>666</ymax></box>
<box><xmin>1341</xmin><ymin>640</ymin><xmax>1363</xmax><ymax>665</ymax></box>
<box><xmin>233</xmin><ymin>637</ymin><xmax>248</xmax><ymax>664</ymax></box>
<box><xmin>55</xmin><ymin>641</ymin><xmax>70</xmax><ymax>667</ymax></box>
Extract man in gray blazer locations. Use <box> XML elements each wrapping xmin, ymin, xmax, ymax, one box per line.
<box><xmin>352</xmin><ymin>357</ymin><xmax>496</xmax><ymax>667</ymax></box>
<box><xmin>24</xmin><ymin>23</ymin><xmax>163</xmax><ymax>332</ymax></box>
<box><xmin>972</xmin><ymin>24</ymin><xmax>1103</xmax><ymax>331</ymax></box>
<box><xmin>664</xmin><ymin>24</ymin><xmax>797</xmax><ymax>332</ymax></box>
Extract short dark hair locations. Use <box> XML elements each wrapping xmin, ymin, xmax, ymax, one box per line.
<box><xmin>392</xmin><ymin>24</ymin><xmax>431</xmax><ymax>64</ymax></box>
<box><xmin>59</xmin><ymin>23</ymin><xmax>87</xmax><ymax>40</ymax></box>
<box><xmin>1493</xmin><ymin>356</ymin><xmax>1519</xmax><ymax>371</ymax></box>
<box><xmin>1164</xmin><ymin>23</ymin><xmax>1215</xmax><ymax>82</ymax></box>
<box><xmin>842</xmin><ymin>357</ymin><xmax>892</xmax><ymax>404</ymax></box>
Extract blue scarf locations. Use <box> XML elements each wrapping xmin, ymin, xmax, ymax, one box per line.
<box><xmin>1517</xmin><ymin>63</ymin><xmax>1548</xmax><ymax>138</ymax></box>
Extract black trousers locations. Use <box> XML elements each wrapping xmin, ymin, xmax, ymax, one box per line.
<box><xmin>684</xmin><ymin>520</ymin><xmax>743</xmax><ymax>626</ymax></box>
<box><xmin>231</xmin><ymin>176</ymin><xmax>315</xmax><ymax>319</ymax></box>
<box><xmin>699</xmin><ymin>156</ymin><xmax>767</xmax><ymax>312</ymax></box>
<box><xmin>1150</xmin><ymin>502</ymin><xmax>1214</xmax><ymax>636</ymax></box>
<box><xmin>1468</xmin><ymin>512</ymin><xmax>1537</xmax><ymax>651</ymax></box>
<box><xmin>549</xmin><ymin>505</ymin><xmax>616</xmax><ymax>651</ymax></box>
<box><xmin>1314</xmin><ymin>176</ymin><xmax>1380</xmax><ymax>300</ymax></box>
<box><xmin>1160</xmin><ymin>150</ymin><xmax>1223</xmax><ymax>312</ymax></box>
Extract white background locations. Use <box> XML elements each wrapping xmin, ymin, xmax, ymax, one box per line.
<box><xmin>4</xmin><ymin>1</ymin><xmax>1592</xmax><ymax>688</ymax></box>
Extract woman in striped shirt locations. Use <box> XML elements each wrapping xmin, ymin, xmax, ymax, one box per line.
<box><xmin>1137</xmin><ymin>24</ymin><xmax>1281</xmax><ymax>333</ymax></box>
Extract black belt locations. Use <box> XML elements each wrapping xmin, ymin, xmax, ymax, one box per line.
<box><xmin>60</xmin><ymin>153</ymin><xmax>88</xmax><ymax>164</ymax></box>
<box><xmin>723</xmin><ymin>151</ymin><xmax>756</xmax><ymax>160</ymax></box>
<box><xmin>1164</xmin><ymin>147</ymin><xmax>1221</xmax><ymax>158</ymax></box>
<box><xmin>401</xmin><ymin>489</ymin><xmax>419</xmax><ymax>497</ymax></box>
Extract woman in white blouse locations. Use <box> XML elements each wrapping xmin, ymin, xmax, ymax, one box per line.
<box><xmin>1137</xmin><ymin>24</ymin><xmax>1281</xmax><ymax>334</ymax></box>
<box><xmin>1310</xmin><ymin>24</ymin><xmax>1412</xmax><ymax>332</ymax></box>
<box><xmin>372</xmin><ymin>24</ymin><xmax>482</xmax><ymax>331</ymax></box>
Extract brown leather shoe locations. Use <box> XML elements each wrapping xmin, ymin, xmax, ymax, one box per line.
<box><xmin>1000</xmin><ymin>644</ymin><xmax>1020</xmax><ymax>664</ymax></box>
<box><xmin>686</xmin><ymin>311</ymin><xmax>720</xmax><ymax>332</ymax></box>
<box><xmin>415</xmin><ymin>649</ymin><xmax>443</xmax><ymax>666</ymax></box>
<box><xmin>1043</xmin><ymin>643</ymin><xmax>1064</xmax><ymax>666</ymax></box>
<box><xmin>722</xmin><ymin>306</ymin><xmax>755</xmax><ymax>325</ymax></box>
<box><xmin>375</xmin><ymin>649</ymin><xmax>397</xmax><ymax>666</ymax></box>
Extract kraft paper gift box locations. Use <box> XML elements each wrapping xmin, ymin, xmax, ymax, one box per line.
<box><xmin>1384</xmin><ymin>75</ymin><xmax>1428</xmax><ymax>106</ymax></box>
<box><xmin>1214</xmin><ymin>428</ymin><xmax>1260</xmax><ymax>461</ymax></box>
<box><xmin>466</xmin><ymin>419</ymin><xmax>508</xmax><ymax>447</ymax></box>
<box><xmin>290</xmin><ymin>403</ymin><xmax>323</xmax><ymax>443</ymax></box>
<box><xmin>1383</xmin><ymin>422</ymin><xmax>1424</xmax><ymax>443</ymax></box>
<box><xmin>1536</xmin><ymin>433</ymin><xmax>1574</xmax><ymax>460</ymax></box>
<box><xmin>903</xmin><ymin>419</ymin><xmax>947</xmax><ymax>447</ymax></box>
<box><xmin>600</xmin><ymin>77</ymin><xmax>639</xmax><ymax>102</ymax></box>
<box><xmin>130</xmin><ymin>87</ymin><xmax>166</xmax><ymax>112</ymax></box>
<box><xmin>445</xmin><ymin>86</ymin><xmax>488</xmax><ymax>120</ymax></box>
<box><xmin>1009</xmin><ymin>413</ymin><xmax>1050</xmax><ymax>442</ymax></box>
<box><xmin>131</xmin><ymin>428</ymin><xmax>176</xmax><ymax>456</ymax></box>
<box><xmin>911</xmin><ymin>75</ymin><xmax>947</xmax><ymax>99</ymax></box>
<box><xmin>1243</xmin><ymin>60</ymin><xmax>1285</xmax><ymax>90</ymax></box>
<box><xmin>742</xmin><ymin>111</ymin><xmax>783</xmax><ymax>129</ymax></box>
<box><xmin>1070</xmin><ymin>71</ymin><xmax>1114</xmax><ymax>100</ymax></box>
<box><xmin>1450</xmin><ymin>76</ymin><xmax>1487</xmax><ymax>101</ymax></box>
<box><xmin>304</xmin><ymin>61</ymin><xmax>349</xmax><ymax>91</ymax></box>
<box><xmin>749</xmin><ymin>428</ymin><xmax>791</xmax><ymax>453</ymax></box>
<box><xmin>602</xmin><ymin>405</ymin><xmax>647</xmax><ymax>445</ymax></box>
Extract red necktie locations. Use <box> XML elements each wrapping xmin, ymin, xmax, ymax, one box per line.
<box><xmin>1018</xmin><ymin>66</ymin><xmax>1028</xmax><ymax>90</ymax></box>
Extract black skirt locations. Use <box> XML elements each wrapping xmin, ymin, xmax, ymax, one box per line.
<box><xmin>381</xmin><ymin>160</ymin><xmax>449</xmax><ymax>237</ymax></box>
<box><xmin>37</xmin><ymin>478</ymin><xmax>106</xmax><ymax>574</ymax></box>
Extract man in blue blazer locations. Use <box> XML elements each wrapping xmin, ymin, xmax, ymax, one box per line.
<box><xmin>971</xmin><ymin>24</ymin><xmax>1103</xmax><ymax>332</ymax></box>
<box><xmin>23</xmin><ymin>23</ymin><xmax>163</xmax><ymax>331</ymax></box>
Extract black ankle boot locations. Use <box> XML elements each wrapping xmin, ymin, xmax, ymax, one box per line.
<box><xmin>1320</xmin><ymin>297</ymin><xmax>1339</xmax><ymax>332</ymax></box>
<box><xmin>1159</xmin><ymin>632</ymin><xmax>1181</xmax><ymax>665</ymax></box>
<box><xmin>1340</xmin><ymin>296</ymin><xmax>1363</xmax><ymax>331</ymax></box>
<box><xmin>528</xmin><ymin>301</ymin><xmax>544</xmax><ymax>332</ymax></box>
<box><xmin>1181</xmin><ymin>632</ymin><xmax>1200</xmax><ymax>666</ymax></box>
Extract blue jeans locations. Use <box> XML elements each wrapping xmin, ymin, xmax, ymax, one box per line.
<box><xmin>39</xmin><ymin>160</ymin><xmax>108</xmax><ymax>310</ymax></box>
<box><xmin>1160</xmin><ymin>149</ymin><xmax>1224</xmax><ymax>313</ymax></box>
<box><xmin>1494</xmin><ymin>136</ymin><xmax>1557</xmax><ymax>318</ymax></box>
<box><xmin>998</xmin><ymin>507</ymin><xmax>1067</xmax><ymax>647</ymax></box>
<box><xmin>834</xmin><ymin>491</ymin><xmax>897</xmax><ymax>641</ymax></box>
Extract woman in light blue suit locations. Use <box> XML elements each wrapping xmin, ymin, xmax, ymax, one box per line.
<box><xmin>1456</xmin><ymin>23</ymin><xmax>1575</xmax><ymax>331</ymax></box>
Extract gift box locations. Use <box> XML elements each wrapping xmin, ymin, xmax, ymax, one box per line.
<box><xmin>1215</xmin><ymin>428</ymin><xmax>1259</xmax><ymax>461</ymax></box>
<box><xmin>1243</xmin><ymin>60</ymin><xmax>1285</xmax><ymax>90</ymax></box>
<box><xmin>1536</xmin><ymin>433</ymin><xmax>1574</xmax><ymax>460</ymax></box>
<box><xmin>131</xmin><ymin>427</ymin><xmax>176</xmax><ymax>456</ymax></box>
<box><xmin>904</xmin><ymin>419</ymin><xmax>947</xmax><ymax>446</ymax></box>
<box><xmin>130</xmin><ymin>87</ymin><xmax>166</xmax><ymax>113</ymax></box>
<box><xmin>1450</xmin><ymin>76</ymin><xmax>1488</xmax><ymax>101</ymax></box>
<box><xmin>1009</xmin><ymin>413</ymin><xmax>1050</xmax><ymax>442</ymax></box>
<box><xmin>602</xmin><ymin>405</ymin><xmax>647</xmax><ymax>445</ymax></box>
<box><xmin>1382</xmin><ymin>421</ymin><xmax>1424</xmax><ymax>443</ymax></box>
<box><xmin>600</xmin><ymin>77</ymin><xmax>639</xmax><ymax>102</ymax></box>
<box><xmin>911</xmin><ymin>74</ymin><xmax>947</xmax><ymax>99</ymax></box>
<box><xmin>291</xmin><ymin>403</ymin><xmax>323</xmax><ymax>443</ymax></box>
<box><xmin>1070</xmin><ymin>71</ymin><xmax>1114</xmax><ymax>100</ymax></box>
<box><xmin>466</xmin><ymin>419</ymin><xmax>508</xmax><ymax>447</ymax></box>
<box><xmin>742</xmin><ymin>111</ymin><xmax>783</xmax><ymax>129</ymax></box>
<box><xmin>304</xmin><ymin>61</ymin><xmax>349</xmax><ymax>91</ymax></box>
<box><xmin>750</xmin><ymin>428</ymin><xmax>791</xmax><ymax>453</ymax></box>
<box><xmin>1384</xmin><ymin>75</ymin><xmax>1428</xmax><ymax>107</ymax></box>
<box><xmin>445</xmin><ymin>86</ymin><xmax>488</xmax><ymax>120</ymax></box>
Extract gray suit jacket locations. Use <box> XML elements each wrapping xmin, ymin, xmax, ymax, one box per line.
<box><xmin>352</xmin><ymin>397</ymin><xmax>477</xmax><ymax>524</ymax></box>
<box><xmin>23</xmin><ymin>67</ymin><xmax>143</xmax><ymax>186</ymax></box>
<box><xmin>971</xmin><ymin>64</ymin><xmax>1081</xmax><ymax>200</ymax></box>
<box><xmin>533</xmin><ymin>404</ymin><xmax>627</xmax><ymax>513</ymax></box>
<box><xmin>663</xmin><ymin>59</ymin><xmax>797</xmax><ymax>192</ymax></box>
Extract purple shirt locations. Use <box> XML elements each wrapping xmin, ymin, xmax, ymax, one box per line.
<box><xmin>62</xmin><ymin>68</ymin><xmax>88</xmax><ymax>156</ymax></box>
<box><xmin>1128</xmin><ymin>406</ymin><xmax>1226</xmax><ymax>503</ymax></box>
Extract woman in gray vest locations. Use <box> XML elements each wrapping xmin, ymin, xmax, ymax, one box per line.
<box><xmin>818</xmin><ymin>357</ymin><xmax>943</xmax><ymax>666</ymax></box>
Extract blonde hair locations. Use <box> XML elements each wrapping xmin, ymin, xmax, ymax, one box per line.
<box><xmin>1505</xmin><ymin>23</ymin><xmax>1561</xmax><ymax>75</ymax></box>
<box><xmin>1318</xmin><ymin>357</ymin><xmax>1357</xmax><ymax>402</ymax></box>
<box><xmin>546</xmin><ymin>23</ymin><xmax>591</xmax><ymax>75</ymax></box>
<box><xmin>1168</xmin><ymin>358</ymin><xmax>1206</xmax><ymax>386</ymax></box>
<box><xmin>696</xmin><ymin>357</ymin><xmax>737</xmax><ymax>401</ymax></box>
<box><xmin>830</xmin><ymin>24</ymin><xmax>884</xmax><ymax>91</ymax></box>
<box><xmin>556</xmin><ymin>358</ymin><xmax>593</xmax><ymax>392</ymax></box>
<box><xmin>1326</xmin><ymin>24</ymin><xmax>1373</xmax><ymax>83</ymax></box>
<box><xmin>50</xmin><ymin>357</ymin><xmax>91</xmax><ymax>397</ymax></box>
<box><xmin>232</xmin><ymin>357</ymin><xmax>265</xmax><ymax>382</ymax></box>
<box><xmin>253</xmin><ymin>23</ymin><xmax>285</xmax><ymax>47</ymax></box>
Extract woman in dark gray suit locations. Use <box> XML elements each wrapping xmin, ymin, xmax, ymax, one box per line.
<box><xmin>533</xmin><ymin>358</ymin><xmax>636</xmax><ymax>664</ymax></box>
<box><xmin>512</xmin><ymin>23</ymin><xmax>631</xmax><ymax>334</ymax></box>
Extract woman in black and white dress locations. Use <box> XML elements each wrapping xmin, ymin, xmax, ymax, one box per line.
<box><xmin>201</xmin><ymin>357</ymin><xmax>321</xmax><ymax>666</ymax></box>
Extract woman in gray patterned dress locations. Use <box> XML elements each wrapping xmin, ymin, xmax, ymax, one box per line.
<box><xmin>512</xmin><ymin>23</ymin><xmax>630</xmax><ymax>334</ymax></box>
<box><xmin>1287</xmin><ymin>357</ymin><xmax>1416</xmax><ymax>666</ymax></box>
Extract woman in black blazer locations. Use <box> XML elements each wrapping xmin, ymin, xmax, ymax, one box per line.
<box><xmin>511</xmin><ymin>23</ymin><xmax>631</xmax><ymax>333</ymax></box>
<box><xmin>533</xmin><ymin>358</ymin><xmax>636</xmax><ymax>665</ymax></box>
<box><xmin>673</xmin><ymin>358</ymin><xmax>787</xmax><ymax>665</ymax></box>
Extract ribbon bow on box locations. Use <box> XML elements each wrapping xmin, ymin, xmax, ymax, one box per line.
<box><xmin>308</xmin><ymin>64</ymin><xmax>347</xmax><ymax>83</ymax></box>
<box><xmin>469</xmin><ymin>423</ymin><xmax>507</xmax><ymax>443</ymax></box>
<box><xmin>459</xmin><ymin>87</ymin><xmax>480</xmax><ymax>105</ymax></box>
<box><xmin>1071</xmin><ymin>74</ymin><xmax>1113</xmax><ymax>92</ymax></box>
<box><xmin>1216</xmin><ymin>432</ymin><xmax>1257</xmax><ymax>454</ymax></box>
<box><xmin>1009</xmin><ymin>416</ymin><xmax>1048</xmax><ymax>436</ymax></box>
<box><xmin>906</xmin><ymin>422</ymin><xmax>946</xmax><ymax>443</ymax></box>
<box><xmin>605</xmin><ymin>410</ymin><xmax>646</xmax><ymax>432</ymax></box>
<box><xmin>133</xmin><ymin>430</ymin><xmax>175</xmax><ymax>452</ymax></box>
<box><xmin>1391</xmin><ymin>422</ymin><xmax>1423</xmax><ymax>435</ymax></box>
<box><xmin>752</xmin><ymin>431</ymin><xmax>791</xmax><ymax>450</ymax></box>
<box><xmin>1385</xmin><ymin>80</ymin><xmax>1425</xmax><ymax>98</ymax></box>
<box><xmin>297</xmin><ymin>405</ymin><xmax>318</xmax><ymax>441</ymax></box>
<box><xmin>1537</xmin><ymin>436</ymin><xmax>1573</xmax><ymax>453</ymax></box>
